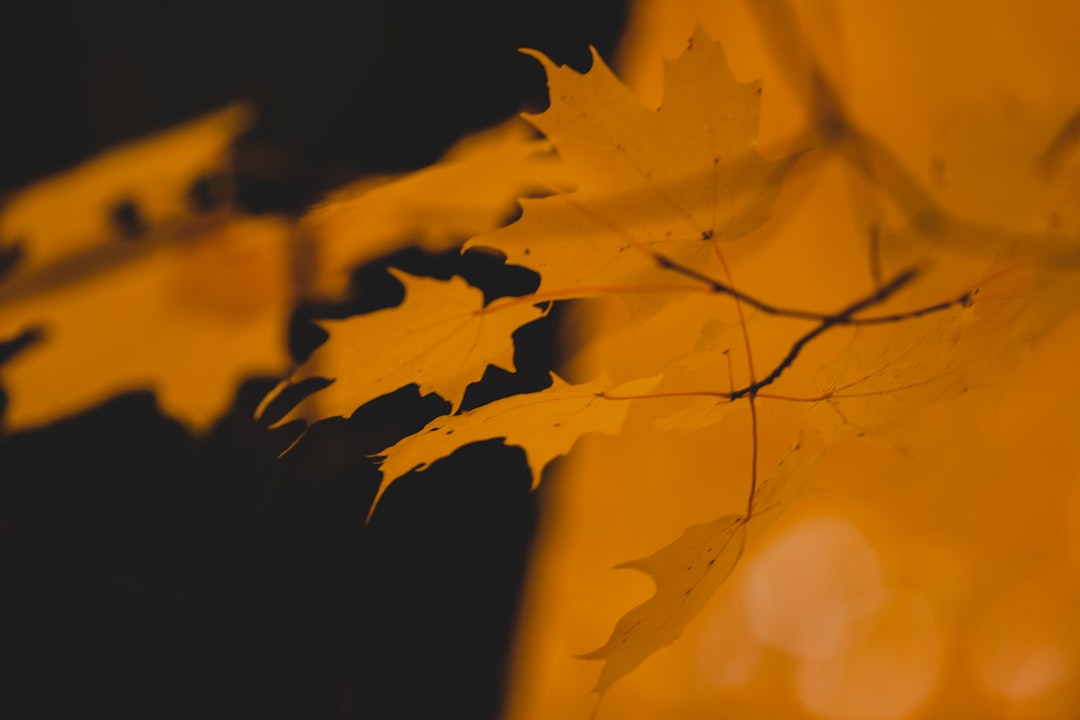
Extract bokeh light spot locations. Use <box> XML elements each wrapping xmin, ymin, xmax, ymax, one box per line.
<box><xmin>743</xmin><ymin>515</ymin><xmax>884</xmax><ymax>660</ymax></box>
<box><xmin>695</xmin><ymin>583</ymin><xmax>764</xmax><ymax>689</ymax></box>
<box><xmin>795</xmin><ymin>591</ymin><xmax>941</xmax><ymax>720</ymax></box>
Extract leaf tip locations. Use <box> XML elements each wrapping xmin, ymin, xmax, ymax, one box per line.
<box><xmin>274</xmin><ymin>428</ymin><xmax>306</xmax><ymax>459</ymax></box>
<box><xmin>220</xmin><ymin>100</ymin><xmax>257</xmax><ymax>136</ymax></box>
<box><xmin>253</xmin><ymin>378</ymin><xmax>289</xmax><ymax>421</ymax></box>
<box><xmin>365</xmin><ymin>479</ymin><xmax>390</xmax><ymax>524</ymax></box>
<box><xmin>518</xmin><ymin>47</ymin><xmax>555</xmax><ymax>72</ymax></box>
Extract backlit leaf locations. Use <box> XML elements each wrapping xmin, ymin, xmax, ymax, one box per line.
<box><xmin>0</xmin><ymin>104</ymin><xmax>251</xmax><ymax>273</ymax></box>
<box><xmin>308</xmin><ymin>118</ymin><xmax>573</xmax><ymax>297</ymax></box>
<box><xmin>581</xmin><ymin>514</ymin><xmax>747</xmax><ymax>697</ymax></box>
<box><xmin>466</xmin><ymin>28</ymin><xmax>798</xmax><ymax>306</ymax></box>
<box><xmin>0</xmin><ymin>216</ymin><xmax>295</xmax><ymax>432</ymax></box>
<box><xmin>580</xmin><ymin>435</ymin><xmax>819</xmax><ymax>699</ymax></box>
<box><xmin>0</xmin><ymin>108</ymin><xmax>295</xmax><ymax>432</ymax></box>
<box><xmin>372</xmin><ymin>374</ymin><xmax>659</xmax><ymax>515</ymax></box>
<box><xmin>262</xmin><ymin>270</ymin><xmax>546</xmax><ymax>428</ymax></box>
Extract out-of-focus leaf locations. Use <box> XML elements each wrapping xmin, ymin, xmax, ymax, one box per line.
<box><xmin>0</xmin><ymin>107</ymin><xmax>295</xmax><ymax>432</ymax></box>
<box><xmin>0</xmin><ymin>216</ymin><xmax>294</xmax><ymax>432</ymax></box>
<box><xmin>0</xmin><ymin>104</ymin><xmax>251</xmax><ymax>273</ymax></box>
<box><xmin>307</xmin><ymin>118</ymin><xmax>574</xmax><ymax>297</ymax></box>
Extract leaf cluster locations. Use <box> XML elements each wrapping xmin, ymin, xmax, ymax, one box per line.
<box><xmin>2</xmin><ymin>2</ymin><xmax>1079</xmax><ymax>706</ymax></box>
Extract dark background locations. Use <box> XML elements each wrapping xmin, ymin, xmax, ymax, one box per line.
<box><xmin>0</xmin><ymin>2</ymin><xmax>627</xmax><ymax>718</ymax></box>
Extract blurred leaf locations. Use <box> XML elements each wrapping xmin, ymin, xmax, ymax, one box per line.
<box><xmin>0</xmin><ymin>216</ymin><xmax>295</xmax><ymax>432</ymax></box>
<box><xmin>0</xmin><ymin>107</ymin><xmax>295</xmax><ymax>432</ymax></box>
<box><xmin>0</xmin><ymin>105</ymin><xmax>251</xmax><ymax>273</ymax></box>
<box><xmin>307</xmin><ymin>118</ymin><xmax>574</xmax><ymax>297</ymax></box>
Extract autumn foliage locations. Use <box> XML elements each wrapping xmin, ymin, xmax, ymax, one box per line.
<box><xmin>4</xmin><ymin>1</ymin><xmax>1080</xmax><ymax>719</ymax></box>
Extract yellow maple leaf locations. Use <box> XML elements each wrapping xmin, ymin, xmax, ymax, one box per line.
<box><xmin>0</xmin><ymin>105</ymin><xmax>251</xmax><ymax>273</ymax></box>
<box><xmin>580</xmin><ymin>433</ymin><xmax>820</xmax><ymax>700</ymax></box>
<box><xmin>465</xmin><ymin>27</ymin><xmax>798</xmax><ymax>307</ymax></box>
<box><xmin>649</xmin><ymin>316</ymin><xmax>748</xmax><ymax>433</ymax></box>
<box><xmin>306</xmin><ymin>117</ymin><xmax>573</xmax><ymax>297</ymax></box>
<box><xmin>0</xmin><ymin>107</ymin><xmax>295</xmax><ymax>432</ymax></box>
<box><xmin>0</xmin><ymin>216</ymin><xmax>294</xmax><ymax>432</ymax></box>
<box><xmin>502</xmin><ymin>4</ymin><xmax>1080</xmax><ymax>719</ymax></box>
<box><xmin>372</xmin><ymin>374</ymin><xmax>659</xmax><ymax>516</ymax></box>
<box><xmin>581</xmin><ymin>514</ymin><xmax>748</xmax><ymax>697</ymax></box>
<box><xmin>261</xmin><ymin>270</ymin><xmax>546</xmax><ymax>428</ymax></box>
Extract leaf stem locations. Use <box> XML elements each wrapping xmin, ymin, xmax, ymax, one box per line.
<box><xmin>476</xmin><ymin>282</ymin><xmax>709</xmax><ymax>314</ymax></box>
<box><xmin>708</xmin><ymin>240</ymin><xmax>761</xmax><ymax>519</ymax></box>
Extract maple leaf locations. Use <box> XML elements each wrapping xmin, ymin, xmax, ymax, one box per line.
<box><xmin>465</xmin><ymin>27</ymin><xmax>799</xmax><ymax>306</ymax></box>
<box><xmin>496</xmin><ymin>4</ymin><xmax>1080</xmax><ymax>718</ymax></box>
<box><xmin>580</xmin><ymin>436</ymin><xmax>819</xmax><ymax>700</ymax></box>
<box><xmin>306</xmin><ymin>118</ymin><xmax>573</xmax><ymax>297</ymax></box>
<box><xmin>0</xmin><ymin>107</ymin><xmax>296</xmax><ymax>432</ymax></box>
<box><xmin>809</xmin><ymin>301</ymin><xmax>977</xmax><ymax>436</ymax></box>
<box><xmin>581</xmin><ymin>514</ymin><xmax>747</xmax><ymax>698</ymax></box>
<box><xmin>0</xmin><ymin>105</ymin><xmax>251</xmax><ymax>274</ymax></box>
<box><xmin>259</xmin><ymin>270</ymin><xmax>546</xmax><ymax>428</ymax></box>
<box><xmin>650</xmin><ymin>316</ymin><xmax>748</xmax><ymax>433</ymax></box>
<box><xmin>0</xmin><ymin>216</ymin><xmax>295</xmax><ymax>432</ymax></box>
<box><xmin>371</xmin><ymin>374</ymin><xmax>659</xmax><ymax>517</ymax></box>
